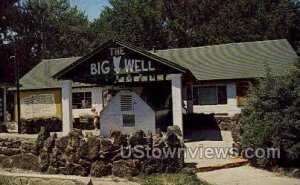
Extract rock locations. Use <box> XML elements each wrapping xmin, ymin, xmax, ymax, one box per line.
<box><xmin>112</xmin><ymin>159</ymin><xmax>141</xmax><ymax>177</ymax></box>
<box><xmin>141</xmin><ymin>158</ymin><xmax>163</xmax><ymax>175</ymax></box>
<box><xmin>100</xmin><ymin>138</ymin><xmax>113</xmax><ymax>152</ymax></box>
<box><xmin>47</xmin><ymin>166</ymin><xmax>59</xmax><ymax>174</ymax></box>
<box><xmin>291</xmin><ymin>168</ymin><xmax>300</xmax><ymax>178</ymax></box>
<box><xmin>164</xmin><ymin>132</ymin><xmax>182</xmax><ymax>148</ymax></box>
<box><xmin>128</xmin><ymin>130</ymin><xmax>146</xmax><ymax>146</ymax></box>
<box><xmin>145</xmin><ymin>131</ymin><xmax>153</xmax><ymax>147</ymax></box>
<box><xmin>10</xmin><ymin>154</ymin><xmax>40</xmax><ymax>171</ymax></box>
<box><xmin>0</xmin><ymin>154</ymin><xmax>12</xmax><ymax>168</ymax></box>
<box><xmin>55</xmin><ymin>136</ymin><xmax>69</xmax><ymax>152</ymax></box>
<box><xmin>111</xmin><ymin>131</ymin><xmax>127</xmax><ymax>148</ymax></box>
<box><xmin>154</xmin><ymin>129</ymin><xmax>163</xmax><ymax>138</ymax></box>
<box><xmin>77</xmin><ymin>141</ymin><xmax>88</xmax><ymax>158</ymax></box>
<box><xmin>87</xmin><ymin>136</ymin><xmax>100</xmax><ymax>160</ymax></box>
<box><xmin>68</xmin><ymin>129</ymin><xmax>84</xmax><ymax>139</ymax></box>
<box><xmin>36</xmin><ymin>126</ymin><xmax>50</xmax><ymax>154</ymax></box>
<box><xmin>167</xmin><ymin>125</ymin><xmax>182</xmax><ymax>137</ymax></box>
<box><xmin>78</xmin><ymin>159</ymin><xmax>91</xmax><ymax>170</ymax></box>
<box><xmin>0</xmin><ymin>146</ymin><xmax>21</xmax><ymax>156</ymax></box>
<box><xmin>39</xmin><ymin>149</ymin><xmax>50</xmax><ymax>172</ymax></box>
<box><xmin>43</xmin><ymin>135</ymin><xmax>56</xmax><ymax>153</ymax></box>
<box><xmin>64</xmin><ymin>147</ymin><xmax>79</xmax><ymax>163</ymax></box>
<box><xmin>66</xmin><ymin>162</ymin><xmax>88</xmax><ymax>176</ymax></box>
<box><xmin>277</xmin><ymin>167</ymin><xmax>285</xmax><ymax>174</ymax></box>
<box><xmin>90</xmin><ymin>161</ymin><xmax>112</xmax><ymax>177</ymax></box>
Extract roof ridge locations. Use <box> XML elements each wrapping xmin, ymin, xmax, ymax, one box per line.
<box><xmin>41</xmin><ymin>56</ymin><xmax>81</xmax><ymax>62</ymax></box>
<box><xmin>156</xmin><ymin>39</ymin><xmax>287</xmax><ymax>52</ymax></box>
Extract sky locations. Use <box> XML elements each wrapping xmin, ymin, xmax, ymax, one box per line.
<box><xmin>69</xmin><ymin>0</ymin><xmax>109</xmax><ymax>21</ymax></box>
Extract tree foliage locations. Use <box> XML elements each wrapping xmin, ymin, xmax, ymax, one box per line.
<box><xmin>92</xmin><ymin>0</ymin><xmax>300</xmax><ymax>50</ymax></box>
<box><xmin>1</xmin><ymin>0</ymin><xmax>93</xmax><ymax>76</ymax></box>
<box><xmin>240</xmin><ymin>68</ymin><xmax>300</xmax><ymax>168</ymax></box>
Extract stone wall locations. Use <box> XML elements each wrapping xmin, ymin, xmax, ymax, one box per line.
<box><xmin>39</xmin><ymin>127</ymin><xmax>185</xmax><ymax>177</ymax></box>
<box><xmin>0</xmin><ymin>136</ymin><xmax>39</xmax><ymax>171</ymax></box>
<box><xmin>0</xmin><ymin>126</ymin><xmax>185</xmax><ymax>178</ymax></box>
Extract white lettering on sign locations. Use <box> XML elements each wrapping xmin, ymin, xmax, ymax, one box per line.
<box><xmin>90</xmin><ymin>47</ymin><xmax>156</xmax><ymax>75</ymax></box>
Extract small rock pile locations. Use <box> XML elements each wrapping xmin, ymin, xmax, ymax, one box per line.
<box><xmin>37</xmin><ymin>126</ymin><xmax>185</xmax><ymax>177</ymax></box>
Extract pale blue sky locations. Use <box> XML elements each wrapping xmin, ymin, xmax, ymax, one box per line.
<box><xmin>70</xmin><ymin>0</ymin><xmax>109</xmax><ymax>21</ymax></box>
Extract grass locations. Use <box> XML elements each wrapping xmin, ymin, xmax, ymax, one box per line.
<box><xmin>131</xmin><ymin>172</ymin><xmax>212</xmax><ymax>185</ymax></box>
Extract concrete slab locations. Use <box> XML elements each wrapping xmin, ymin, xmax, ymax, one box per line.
<box><xmin>184</xmin><ymin>131</ymin><xmax>236</xmax><ymax>169</ymax></box>
<box><xmin>0</xmin><ymin>170</ymin><xmax>138</xmax><ymax>185</ymax></box>
<box><xmin>197</xmin><ymin>166</ymin><xmax>300</xmax><ymax>185</ymax></box>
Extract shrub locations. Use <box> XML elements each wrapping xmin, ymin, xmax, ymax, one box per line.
<box><xmin>21</xmin><ymin>117</ymin><xmax>62</xmax><ymax>134</ymax></box>
<box><xmin>240</xmin><ymin>70</ymin><xmax>300</xmax><ymax>168</ymax></box>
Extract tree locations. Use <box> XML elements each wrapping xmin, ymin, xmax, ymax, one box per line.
<box><xmin>1</xmin><ymin>0</ymin><xmax>93</xmax><ymax>76</ymax></box>
<box><xmin>240</xmin><ymin>68</ymin><xmax>300</xmax><ymax>168</ymax></box>
<box><xmin>92</xmin><ymin>0</ymin><xmax>300</xmax><ymax>50</ymax></box>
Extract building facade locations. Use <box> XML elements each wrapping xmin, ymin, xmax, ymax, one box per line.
<box><xmin>11</xmin><ymin>38</ymin><xmax>299</xmax><ymax>135</ymax></box>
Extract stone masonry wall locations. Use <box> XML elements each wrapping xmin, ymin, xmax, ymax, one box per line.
<box><xmin>0</xmin><ymin>126</ymin><xmax>185</xmax><ymax>178</ymax></box>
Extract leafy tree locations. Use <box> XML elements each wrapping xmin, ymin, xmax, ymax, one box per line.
<box><xmin>91</xmin><ymin>0</ymin><xmax>167</xmax><ymax>50</ymax></box>
<box><xmin>1</xmin><ymin>0</ymin><xmax>93</xmax><ymax>76</ymax></box>
<box><xmin>240</xmin><ymin>68</ymin><xmax>300</xmax><ymax>168</ymax></box>
<box><xmin>92</xmin><ymin>0</ymin><xmax>300</xmax><ymax>50</ymax></box>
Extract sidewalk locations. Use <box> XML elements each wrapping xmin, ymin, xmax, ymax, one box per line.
<box><xmin>197</xmin><ymin>165</ymin><xmax>300</xmax><ymax>185</ymax></box>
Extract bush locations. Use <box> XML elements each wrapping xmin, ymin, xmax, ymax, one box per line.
<box><xmin>240</xmin><ymin>70</ymin><xmax>300</xmax><ymax>168</ymax></box>
<box><xmin>21</xmin><ymin>117</ymin><xmax>62</xmax><ymax>134</ymax></box>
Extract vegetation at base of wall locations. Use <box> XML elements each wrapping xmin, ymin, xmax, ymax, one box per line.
<box><xmin>239</xmin><ymin>69</ymin><xmax>300</xmax><ymax>169</ymax></box>
<box><xmin>132</xmin><ymin>171</ymin><xmax>211</xmax><ymax>185</ymax></box>
<box><xmin>21</xmin><ymin>117</ymin><xmax>62</xmax><ymax>134</ymax></box>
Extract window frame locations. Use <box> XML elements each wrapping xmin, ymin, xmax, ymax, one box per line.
<box><xmin>122</xmin><ymin>114</ymin><xmax>135</xmax><ymax>127</ymax></box>
<box><xmin>72</xmin><ymin>91</ymin><xmax>92</xmax><ymax>109</ymax></box>
<box><xmin>192</xmin><ymin>85</ymin><xmax>228</xmax><ymax>106</ymax></box>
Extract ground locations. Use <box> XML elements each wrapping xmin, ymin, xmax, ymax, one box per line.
<box><xmin>197</xmin><ymin>165</ymin><xmax>300</xmax><ymax>185</ymax></box>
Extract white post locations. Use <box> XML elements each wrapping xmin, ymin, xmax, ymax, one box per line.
<box><xmin>169</xmin><ymin>74</ymin><xmax>183</xmax><ymax>133</ymax></box>
<box><xmin>61</xmin><ymin>80</ymin><xmax>73</xmax><ymax>135</ymax></box>
<box><xmin>3</xmin><ymin>87</ymin><xmax>7</xmax><ymax>125</ymax></box>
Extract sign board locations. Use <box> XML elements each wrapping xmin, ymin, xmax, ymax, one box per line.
<box><xmin>90</xmin><ymin>47</ymin><xmax>155</xmax><ymax>75</ymax></box>
<box><xmin>21</xmin><ymin>94</ymin><xmax>57</xmax><ymax>119</ymax></box>
<box><xmin>0</xmin><ymin>89</ymin><xmax>4</xmax><ymax>122</ymax></box>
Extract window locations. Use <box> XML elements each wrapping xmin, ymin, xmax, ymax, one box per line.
<box><xmin>72</xmin><ymin>92</ymin><xmax>92</xmax><ymax>109</ymax></box>
<box><xmin>193</xmin><ymin>85</ymin><xmax>227</xmax><ymax>105</ymax></box>
<box><xmin>123</xmin><ymin>114</ymin><xmax>135</xmax><ymax>127</ymax></box>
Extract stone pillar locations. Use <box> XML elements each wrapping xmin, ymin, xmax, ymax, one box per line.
<box><xmin>170</xmin><ymin>74</ymin><xmax>183</xmax><ymax>133</ymax></box>
<box><xmin>61</xmin><ymin>80</ymin><xmax>73</xmax><ymax>135</ymax></box>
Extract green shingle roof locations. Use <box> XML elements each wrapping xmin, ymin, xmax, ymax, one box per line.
<box><xmin>18</xmin><ymin>39</ymin><xmax>298</xmax><ymax>90</ymax></box>
<box><xmin>18</xmin><ymin>57</ymin><xmax>80</xmax><ymax>90</ymax></box>
<box><xmin>155</xmin><ymin>39</ymin><xmax>298</xmax><ymax>81</ymax></box>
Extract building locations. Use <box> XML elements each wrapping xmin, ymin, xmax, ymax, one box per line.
<box><xmin>13</xmin><ymin>38</ymin><xmax>299</xmax><ymax>135</ymax></box>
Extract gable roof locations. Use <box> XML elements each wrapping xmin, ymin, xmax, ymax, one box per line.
<box><xmin>155</xmin><ymin>39</ymin><xmax>298</xmax><ymax>81</ymax></box>
<box><xmin>17</xmin><ymin>39</ymin><xmax>299</xmax><ymax>90</ymax></box>
<box><xmin>18</xmin><ymin>57</ymin><xmax>80</xmax><ymax>90</ymax></box>
<box><xmin>53</xmin><ymin>37</ymin><xmax>187</xmax><ymax>80</ymax></box>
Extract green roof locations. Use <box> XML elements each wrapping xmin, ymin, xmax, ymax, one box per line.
<box><xmin>155</xmin><ymin>39</ymin><xmax>299</xmax><ymax>81</ymax></box>
<box><xmin>18</xmin><ymin>57</ymin><xmax>80</xmax><ymax>90</ymax></box>
<box><xmin>17</xmin><ymin>39</ymin><xmax>299</xmax><ymax>90</ymax></box>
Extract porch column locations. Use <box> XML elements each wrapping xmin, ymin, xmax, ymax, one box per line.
<box><xmin>61</xmin><ymin>80</ymin><xmax>73</xmax><ymax>135</ymax></box>
<box><xmin>170</xmin><ymin>74</ymin><xmax>183</xmax><ymax>133</ymax></box>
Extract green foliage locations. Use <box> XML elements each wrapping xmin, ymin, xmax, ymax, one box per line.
<box><xmin>1</xmin><ymin>0</ymin><xmax>93</xmax><ymax>76</ymax></box>
<box><xmin>240</xmin><ymin>69</ymin><xmax>300</xmax><ymax>168</ymax></box>
<box><xmin>92</xmin><ymin>0</ymin><xmax>300</xmax><ymax>50</ymax></box>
